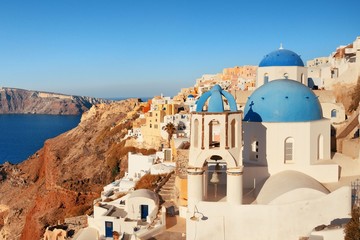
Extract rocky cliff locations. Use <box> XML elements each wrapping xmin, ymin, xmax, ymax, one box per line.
<box><xmin>0</xmin><ymin>98</ymin><xmax>144</xmax><ymax>239</ymax></box>
<box><xmin>0</xmin><ymin>87</ymin><xmax>111</xmax><ymax>115</ymax></box>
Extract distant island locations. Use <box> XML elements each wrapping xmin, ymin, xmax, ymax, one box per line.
<box><xmin>0</xmin><ymin>87</ymin><xmax>112</xmax><ymax>115</ymax></box>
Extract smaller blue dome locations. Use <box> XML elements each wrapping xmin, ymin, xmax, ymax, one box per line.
<box><xmin>187</xmin><ymin>94</ymin><xmax>194</xmax><ymax>98</ymax></box>
<box><xmin>244</xmin><ymin>79</ymin><xmax>322</xmax><ymax>122</ymax></box>
<box><xmin>196</xmin><ymin>85</ymin><xmax>237</xmax><ymax>113</ymax></box>
<box><xmin>259</xmin><ymin>49</ymin><xmax>304</xmax><ymax>67</ymax></box>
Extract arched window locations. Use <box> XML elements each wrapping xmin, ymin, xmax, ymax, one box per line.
<box><xmin>331</xmin><ymin>109</ymin><xmax>337</xmax><ymax>118</ymax></box>
<box><xmin>209</xmin><ymin>120</ymin><xmax>220</xmax><ymax>148</ymax></box>
<box><xmin>318</xmin><ymin>134</ymin><xmax>324</xmax><ymax>160</ymax></box>
<box><xmin>264</xmin><ymin>73</ymin><xmax>269</xmax><ymax>84</ymax></box>
<box><xmin>231</xmin><ymin>119</ymin><xmax>236</xmax><ymax>148</ymax></box>
<box><xmin>284</xmin><ymin>137</ymin><xmax>294</xmax><ymax>163</ymax></box>
<box><xmin>194</xmin><ymin>119</ymin><xmax>199</xmax><ymax>148</ymax></box>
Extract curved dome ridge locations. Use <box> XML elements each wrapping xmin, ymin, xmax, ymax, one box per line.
<box><xmin>259</xmin><ymin>49</ymin><xmax>304</xmax><ymax>67</ymax></box>
<box><xmin>196</xmin><ymin>84</ymin><xmax>237</xmax><ymax>113</ymax></box>
<box><xmin>244</xmin><ymin>79</ymin><xmax>322</xmax><ymax>122</ymax></box>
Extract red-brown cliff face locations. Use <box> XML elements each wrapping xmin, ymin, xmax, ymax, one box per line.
<box><xmin>0</xmin><ymin>87</ymin><xmax>111</xmax><ymax>115</ymax></box>
<box><xmin>0</xmin><ymin>98</ymin><xmax>142</xmax><ymax>240</ymax></box>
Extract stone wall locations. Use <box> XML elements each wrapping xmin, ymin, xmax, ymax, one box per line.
<box><xmin>175</xmin><ymin>149</ymin><xmax>189</xmax><ymax>178</ymax></box>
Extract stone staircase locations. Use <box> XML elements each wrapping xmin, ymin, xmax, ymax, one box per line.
<box><xmin>157</xmin><ymin>172</ymin><xmax>178</xmax><ymax>216</ymax></box>
<box><xmin>145</xmin><ymin>172</ymin><xmax>178</xmax><ymax>231</ymax></box>
<box><xmin>159</xmin><ymin>174</ymin><xmax>175</xmax><ymax>200</ymax></box>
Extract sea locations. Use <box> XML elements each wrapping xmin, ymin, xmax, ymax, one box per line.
<box><xmin>0</xmin><ymin>97</ymin><xmax>152</xmax><ymax>165</ymax></box>
<box><xmin>0</xmin><ymin>114</ymin><xmax>81</xmax><ymax>164</ymax></box>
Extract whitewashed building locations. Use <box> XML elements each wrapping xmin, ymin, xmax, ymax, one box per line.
<box><xmin>307</xmin><ymin>36</ymin><xmax>360</xmax><ymax>89</ymax></box>
<box><xmin>243</xmin><ymin>79</ymin><xmax>337</xmax><ymax>183</ymax></box>
<box><xmin>257</xmin><ymin>46</ymin><xmax>308</xmax><ymax>87</ymax></box>
<box><xmin>185</xmin><ymin>83</ymin><xmax>351</xmax><ymax>240</ymax></box>
<box><xmin>87</xmin><ymin>189</ymin><xmax>161</xmax><ymax>239</ymax></box>
<box><xmin>256</xmin><ymin>46</ymin><xmax>346</xmax><ymax>124</ymax></box>
<box><xmin>161</xmin><ymin>114</ymin><xmax>191</xmax><ymax>139</ymax></box>
<box><xmin>126</xmin><ymin>127</ymin><xmax>143</xmax><ymax>142</ymax></box>
<box><xmin>185</xmin><ymin>94</ymin><xmax>197</xmax><ymax>113</ymax></box>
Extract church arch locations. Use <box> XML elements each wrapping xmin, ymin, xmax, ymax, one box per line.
<box><xmin>208</xmin><ymin>119</ymin><xmax>220</xmax><ymax>148</ymax></box>
<box><xmin>264</xmin><ymin>73</ymin><xmax>269</xmax><ymax>84</ymax></box>
<box><xmin>231</xmin><ymin>119</ymin><xmax>236</xmax><ymax>148</ymax></box>
<box><xmin>193</xmin><ymin>151</ymin><xmax>238</xmax><ymax>168</ymax></box>
<box><xmin>193</xmin><ymin>119</ymin><xmax>199</xmax><ymax>148</ymax></box>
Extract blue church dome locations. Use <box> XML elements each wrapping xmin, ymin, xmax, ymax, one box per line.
<box><xmin>196</xmin><ymin>85</ymin><xmax>237</xmax><ymax>113</ymax></box>
<box><xmin>243</xmin><ymin>79</ymin><xmax>322</xmax><ymax>122</ymax></box>
<box><xmin>259</xmin><ymin>49</ymin><xmax>304</xmax><ymax>67</ymax></box>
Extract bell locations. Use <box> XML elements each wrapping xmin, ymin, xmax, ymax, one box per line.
<box><xmin>210</xmin><ymin>171</ymin><xmax>220</xmax><ymax>184</ymax></box>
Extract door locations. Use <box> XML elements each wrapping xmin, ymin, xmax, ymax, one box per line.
<box><xmin>140</xmin><ymin>205</ymin><xmax>149</xmax><ymax>220</ymax></box>
<box><xmin>105</xmin><ymin>221</ymin><xmax>113</xmax><ymax>237</ymax></box>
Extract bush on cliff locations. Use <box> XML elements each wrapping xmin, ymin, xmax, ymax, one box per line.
<box><xmin>349</xmin><ymin>77</ymin><xmax>360</xmax><ymax>112</ymax></box>
<box><xmin>344</xmin><ymin>207</ymin><xmax>360</xmax><ymax>240</ymax></box>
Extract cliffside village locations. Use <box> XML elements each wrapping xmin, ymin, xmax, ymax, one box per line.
<box><xmin>44</xmin><ymin>36</ymin><xmax>360</xmax><ymax>240</ymax></box>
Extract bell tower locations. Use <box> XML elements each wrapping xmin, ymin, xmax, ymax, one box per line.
<box><xmin>187</xmin><ymin>85</ymin><xmax>243</xmax><ymax>211</ymax></box>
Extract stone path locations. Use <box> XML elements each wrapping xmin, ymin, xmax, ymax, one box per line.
<box><xmin>152</xmin><ymin>173</ymin><xmax>186</xmax><ymax>240</ymax></box>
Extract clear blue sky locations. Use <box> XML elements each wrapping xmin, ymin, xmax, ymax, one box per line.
<box><xmin>0</xmin><ymin>0</ymin><xmax>359</xmax><ymax>98</ymax></box>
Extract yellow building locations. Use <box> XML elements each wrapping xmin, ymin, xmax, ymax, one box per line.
<box><xmin>220</xmin><ymin>65</ymin><xmax>257</xmax><ymax>91</ymax></box>
<box><xmin>141</xmin><ymin>103</ymin><xmax>181</xmax><ymax>145</ymax></box>
<box><xmin>221</xmin><ymin>65</ymin><xmax>257</xmax><ymax>81</ymax></box>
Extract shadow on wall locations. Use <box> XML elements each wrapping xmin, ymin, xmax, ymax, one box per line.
<box><xmin>249</xmin><ymin>122</ymin><xmax>270</xmax><ymax>199</ymax></box>
<box><xmin>242</xmin><ymin>106</ymin><xmax>270</xmax><ymax>200</ymax></box>
<box><xmin>331</xmin><ymin>125</ymin><xmax>337</xmax><ymax>152</ymax></box>
<box><xmin>243</xmin><ymin>101</ymin><xmax>262</xmax><ymax>122</ymax></box>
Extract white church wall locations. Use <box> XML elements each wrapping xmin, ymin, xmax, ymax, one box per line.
<box><xmin>243</xmin><ymin>119</ymin><xmax>337</xmax><ymax>183</ymax></box>
<box><xmin>309</xmin><ymin>119</ymin><xmax>331</xmax><ymax>163</ymax></box>
<box><xmin>186</xmin><ymin>186</ymin><xmax>350</xmax><ymax>240</ymax></box>
<box><xmin>265</xmin><ymin>121</ymin><xmax>311</xmax><ymax>169</ymax></box>
<box><xmin>243</xmin><ymin>166</ymin><xmax>270</xmax><ymax>189</ymax></box>
<box><xmin>243</xmin><ymin>121</ymin><xmax>312</xmax><ymax>167</ymax></box>
<box><xmin>257</xmin><ymin>66</ymin><xmax>307</xmax><ymax>87</ymax></box>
